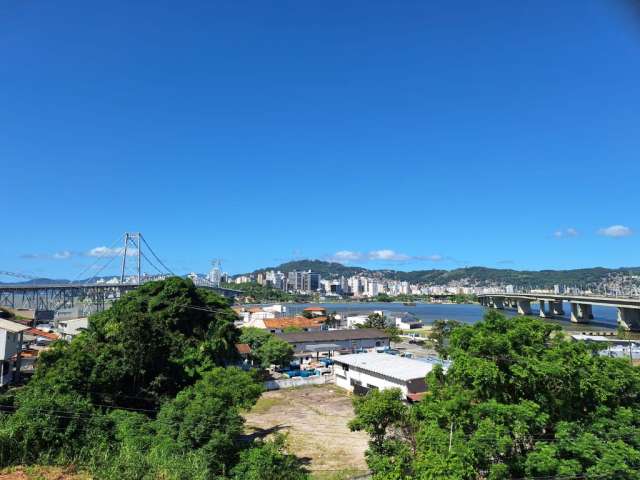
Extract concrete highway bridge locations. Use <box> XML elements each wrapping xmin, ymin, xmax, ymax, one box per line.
<box><xmin>478</xmin><ymin>293</ymin><xmax>640</xmax><ymax>331</ymax></box>
<box><xmin>0</xmin><ymin>282</ymin><xmax>240</xmax><ymax>313</ymax></box>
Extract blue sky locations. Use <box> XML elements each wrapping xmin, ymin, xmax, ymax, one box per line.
<box><xmin>2</xmin><ymin>0</ymin><xmax>640</xmax><ymax>278</ymax></box>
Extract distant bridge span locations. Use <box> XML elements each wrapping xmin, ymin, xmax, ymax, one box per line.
<box><xmin>0</xmin><ymin>282</ymin><xmax>240</xmax><ymax>313</ymax></box>
<box><xmin>478</xmin><ymin>293</ymin><xmax>640</xmax><ymax>331</ymax></box>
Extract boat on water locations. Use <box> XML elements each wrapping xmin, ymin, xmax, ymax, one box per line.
<box><xmin>403</xmin><ymin>302</ymin><xmax>416</xmax><ymax>306</ymax></box>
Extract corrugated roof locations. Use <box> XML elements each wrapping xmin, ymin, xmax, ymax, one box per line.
<box><xmin>276</xmin><ymin>328</ymin><xmax>389</xmax><ymax>343</ymax></box>
<box><xmin>334</xmin><ymin>352</ymin><xmax>434</xmax><ymax>382</ymax></box>
<box><xmin>0</xmin><ymin>318</ymin><xmax>30</xmax><ymax>333</ymax></box>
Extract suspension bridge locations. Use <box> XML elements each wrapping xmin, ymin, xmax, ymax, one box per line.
<box><xmin>0</xmin><ymin>232</ymin><xmax>239</xmax><ymax>313</ymax></box>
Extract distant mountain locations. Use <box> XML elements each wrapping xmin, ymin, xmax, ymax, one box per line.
<box><xmin>242</xmin><ymin>260</ymin><xmax>640</xmax><ymax>288</ymax></box>
<box><xmin>251</xmin><ymin>260</ymin><xmax>369</xmax><ymax>278</ymax></box>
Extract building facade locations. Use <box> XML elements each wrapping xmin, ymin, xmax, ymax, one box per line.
<box><xmin>334</xmin><ymin>352</ymin><xmax>435</xmax><ymax>400</ymax></box>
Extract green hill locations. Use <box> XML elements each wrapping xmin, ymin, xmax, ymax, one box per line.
<box><xmin>243</xmin><ymin>260</ymin><xmax>640</xmax><ymax>288</ymax></box>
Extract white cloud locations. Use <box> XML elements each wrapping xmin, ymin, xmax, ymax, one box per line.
<box><xmin>53</xmin><ymin>250</ymin><xmax>73</xmax><ymax>259</ymax></box>
<box><xmin>326</xmin><ymin>249</ymin><xmax>444</xmax><ymax>264</ymax></box>
<box><xmin>598</xmin><ymin>225</ymin><xmax>633</xmax><ymax>238</ymax></box>
<box><xmin>333</xmin><ymin>250</ymin><xmax>363</xmax><ymax>261</ymax></box>
<box><xmin>368</xmin><ymin>249</ymin><xmax>410</xmax><ymax>261</ymax></box>
<box><xmin>87</xmin><ymin>246</ymin><xmax>138</xmax><ymax>257</ymax></box>
<box><xmin>554</xmin><ymin>228</ymin><xmax>579</xmax><ymax>238</ymax></box>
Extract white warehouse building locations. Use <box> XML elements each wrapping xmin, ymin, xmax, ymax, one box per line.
<box><xmin>334</xmin><ymin>352</ymin><xmax>445</xmax><ymax>401</ymax></box>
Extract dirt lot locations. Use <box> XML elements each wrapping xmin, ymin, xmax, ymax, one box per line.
<box><xmin>244</xmin><ymin>385</ymin><xmax>370</xmax><ymax>479</ymax></box>
<box><xmin>0</xmin><ymin>467</ymin><xmax>89</xmax><ymax>480</ymax></box>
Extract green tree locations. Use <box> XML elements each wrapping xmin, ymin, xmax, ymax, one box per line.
<box><xmin>231</xmin><ymin>435</ymin><xmax>309</xmax><ymax>480</ymax></box>
<box><xmin>350</xmin><ymin>311</ymin><xmax>640</xmax><ymax>479</ymax></box>
<box><xmin>255</xmin><ymin>336</ymin><xmax>294</xmax><ymax>369</ymax></box>
<box><xmin>31</xmin><ymin>277</ymin><xmax>241</xmax><ymax>410</ymax></box>
<box><xmin>154</xmin><ymin>367</ymin><xmax>263</xmax><ymax>475</ymax></box>
<box><xmin>239</xmin><ymin>327</ymin><xmax>273</xmax><ymax>350</ymax></box>
<box><xmin>0</xmin><ymin>278</ymin><xmax>307</xmax><ymax>479</ymax></box>
<box><xmin>374</xmin><ymin>293</ymin><xmax>393</xmax><ymax>302</ymax></box>
<box><xmin>429</xmin><ymin>318</ymin><xmax>463</xmax><ymax>357</ymax></box>
<box><xmin>360</xmin><ymin>312</ymin><xmax>388</xmax><ymax>329</ymax></box>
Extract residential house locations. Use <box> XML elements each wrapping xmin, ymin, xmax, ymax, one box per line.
<box><xmin>0</xmin><ymin>319</ymin><xmax>30</xmax><ymax>386</ymax></box>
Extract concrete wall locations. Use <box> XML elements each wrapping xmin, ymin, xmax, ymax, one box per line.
<box><xmin>264</xmin><ymin>374</ymin><xmax>334</xmax><ymax>391</ymax></box>
<box><xmin>0</xmin><ymin>330</ymin><xmax>20</xmax><ymax>361</ymax></box>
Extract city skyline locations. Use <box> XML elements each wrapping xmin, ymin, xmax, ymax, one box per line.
<box><xmin>2</xmin><ymin>1</ymin><xmax>640</xmax><ymax>278</ymax></box>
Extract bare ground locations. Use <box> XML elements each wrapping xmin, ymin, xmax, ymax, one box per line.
<box><xmin>0</xmin><ymin>466</ymin><xmax>89</xmax><ymax>480</ymax></box>
<box><xmin>244</xmin><ymin>385</ymin><xmax>370</xmax><ymax>479</ymax></box>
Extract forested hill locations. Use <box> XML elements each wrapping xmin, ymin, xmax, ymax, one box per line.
<box><xmin>246</xmin><ymin>260</ymin><xmax>640</xmax><ymax>288</ymax></box>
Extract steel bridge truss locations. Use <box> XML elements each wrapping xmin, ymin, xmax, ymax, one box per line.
<box><xmin>0</xmin><ymin>284</ymin><xmax>137</xmax><ymax>312</ymax></box>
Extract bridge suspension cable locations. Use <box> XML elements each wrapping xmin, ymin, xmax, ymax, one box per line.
<box><xmin>140</xmin><ymin>234</ymin><xmax>175</xmax><ymax>276</ymax></box>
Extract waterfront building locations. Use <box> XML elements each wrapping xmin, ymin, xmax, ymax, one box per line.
<box><xmin>287</xmin><ymin>270</ymin><xmax>321</xmax><ymax>293</ymax></box>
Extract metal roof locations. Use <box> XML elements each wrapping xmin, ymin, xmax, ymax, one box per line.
<box><xmin>334</xmin><ymin>352</ymin><xmax>436</xmax><ymax>382</ymax></box>
<box><xmin>305</xmin><ymin>343</ymin><xmax>342</xmax><ymax>351</ymax></box>
<box><xmin>276</xmin><ymin>328</ymin><xmax>389</xmax><ymax>343</ymax></box>
<box><xmin>0</xmin><ymin>318</ymin><xmax>30</xmax><ymax>333</ymax></box>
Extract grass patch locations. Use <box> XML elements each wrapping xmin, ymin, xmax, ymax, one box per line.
<box><xmin>411</xmin><ymin>327</ymin><xmax>433</xmax><ymax>338</ymax></box>
<box><xmin>249</xmin><ymin>394</ymin><xmax>285</xmax><ymax>414</ymax></box>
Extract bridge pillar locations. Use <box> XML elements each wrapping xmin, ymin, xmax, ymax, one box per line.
<box><xmin>570</xmin><ymin>303</ymin><xmax>590</xmax><ymax>323</ymax></box>
<box><xmin>539</xmin><ymin>300</ymin><xmax>548</xmax><ymax>318</ymax></box>
<box><xmin>617</xmin><ymin>308</ymin><xmax>640</xmax><ymax>331</ymax></box>
<box><xmin>493</xmin><ymin>298</ymin><xmax>504</xmax><ymax>309</ymax></box>
<box><xmin>581</xmin><ymin>304</ymin><xmax>594</xmax><ymax>320</ymax></box>
<box><xmin>517</xmin><ymin>300</ymin><xmax>532</xmax><ymax>315</ymax></box>
<box><xmin>550</xmin><ymin>300</ymin><xmax>564</xmax><ymax>316</ymax></box>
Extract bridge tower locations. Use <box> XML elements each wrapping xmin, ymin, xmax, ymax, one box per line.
<box><xmin>120</xmin><ymin>232</ymin><xmax>142</xmax><ymax>285</ymax></box>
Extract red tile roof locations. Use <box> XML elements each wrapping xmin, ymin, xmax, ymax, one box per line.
<box><xmin>26</xmin><ymin>328</ymin><xmax>60</xmax><ymax>341</ymax></box>
<box><xmin>303</xmin><ymin>307</ymin><xmax>327</xmax><ymax>312</ymax></box>
<box><xmin>235</xmin><ymin>343</ymin><xmax>252</xmax><ymax>355</ymax></box>
<box><xmin>263</xmin><ymin>316</ymin><xmax>326</xmax><ymax>329</ymax></box>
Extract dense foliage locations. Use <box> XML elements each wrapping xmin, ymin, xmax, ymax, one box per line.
<box><xmin>0</xmin><ymin>278</ymin><xmax>307</xmax><ymax>479</ymax></box>
<box><xmin>350</xmin><ymin>311</ymin><xmax>640</xmax><ymax>479</ymax></box>
<box><xmin>239</xmin><ymin>327</ymin><xmax>294</xmax><ymax>368</ymax></box>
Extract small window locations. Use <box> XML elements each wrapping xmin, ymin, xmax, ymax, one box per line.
<box><xmin>375</xmin><ymin>341</ymin><xmax>381</xmax><ymax>347</ymax></box>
